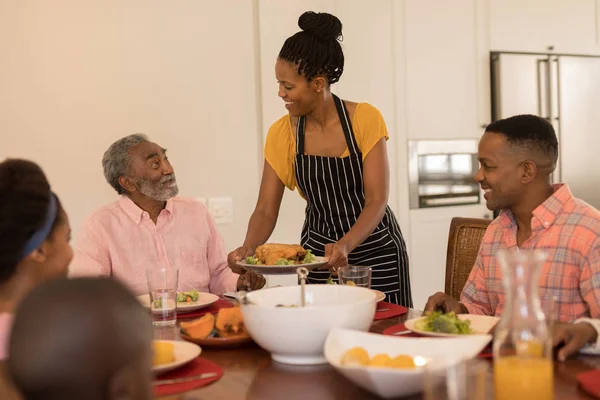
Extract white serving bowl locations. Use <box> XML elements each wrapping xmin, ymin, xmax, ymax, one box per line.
<box><xmin>324</xmin><ymin>328</ymin><xmax>492</xmax><ymax>399</ymax></box>
<box><xmin>241</xmin><ymin>285</ymin><xmax>376</xmax><ymax>365</ymax></box>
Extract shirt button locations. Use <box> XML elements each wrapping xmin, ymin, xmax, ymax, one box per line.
<box><xmin>543</xmin><ymin>221</ymin><xmax>550</xmax><ymax>227</ymax></box>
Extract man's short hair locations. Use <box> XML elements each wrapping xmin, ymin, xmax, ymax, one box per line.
<box><xmin>485</xmin><ymin>114</ymin><xmax>559</xmax><ymax>166</ymax></box>
<box><xmin>102</xmin><ymin>134</ymin><xmax>149</xmax><ymax>194</ymax></box>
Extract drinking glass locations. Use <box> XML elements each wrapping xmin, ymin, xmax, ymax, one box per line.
<box><xmin>424</xmin><ymin>357</ymin><xmax>490</xmax><ymax>400</ymax></box>
<box><xmin>337</xmin><ymin>266</ymin><xmax>372</xmax><ymax>288</ymax></box>
<box><xmin>147</xmin><ymin>267</ymin><xmax>179</xmax><ymax>327</ymax></box>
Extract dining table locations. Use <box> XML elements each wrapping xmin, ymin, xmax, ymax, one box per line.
<box><xmin>154</xmin><ymin>306</ymin><xmax>600</xmax><ymax>400</ymax></box>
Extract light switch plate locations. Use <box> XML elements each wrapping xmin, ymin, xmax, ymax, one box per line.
<box><xmin>207</xmin><ymin>197</ymin><xmax>233</xmax><ymax>224</ymax></box>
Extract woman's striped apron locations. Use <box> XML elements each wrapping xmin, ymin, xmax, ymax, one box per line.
<box><xmin>294</xmin><ymin>94</ymin><xmax>413</xmax><ymax>307</ymax></box>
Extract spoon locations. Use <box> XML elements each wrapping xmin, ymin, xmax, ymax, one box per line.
<box><xmin>296</xmin><ymin>267</ymin><xmax>309</xmax><ymax>307</ymax></box>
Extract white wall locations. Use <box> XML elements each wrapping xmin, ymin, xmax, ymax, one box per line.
<box><xmin>0</xmin><ymin>0</ymin><xmax>262</xmax><ymax>250</ymax></box>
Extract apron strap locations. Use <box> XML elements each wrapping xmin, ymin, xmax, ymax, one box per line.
<box><xmin>332</xmin><ymin>94</ymin><xmax>360</xmax><ymax>156</ymax></box>
<box><xmin>296</xmin><ymin>115</ymin><xmax>306</xmax><ymax>154</ymax></box>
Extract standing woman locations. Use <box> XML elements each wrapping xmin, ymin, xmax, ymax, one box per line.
<box><xmin>228</xmin><ymin>11</ymin><xmax>412</xmax><ymax>306</ymax></box>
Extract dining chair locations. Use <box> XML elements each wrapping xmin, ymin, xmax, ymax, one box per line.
<box><xmin>445</xmin><ymin>217</ymin><xmax>492</xmax><ymax>301</ymax></box>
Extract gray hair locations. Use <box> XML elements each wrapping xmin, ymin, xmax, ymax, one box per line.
<box><xmin>102</xmin><ymin>134</ymin><xmax>149</xmax><ymax>195</ymax></box>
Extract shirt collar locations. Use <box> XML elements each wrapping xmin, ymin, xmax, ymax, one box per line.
<box><xmin>498</xmin><ymin>183</ymin><xmax>572</xmax><ymax>230</ymax></box>
<box><xmin>531</xmin><ymin>183</ymin><xmax>572</xmax><ymax>229</ymax></box>
<box><xmin>119</xmin><ymin>196</ymin><xmax>174</xmax><ymax>225</ymax></box>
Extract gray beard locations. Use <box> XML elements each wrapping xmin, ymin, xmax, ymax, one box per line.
<box><xmin>136</xmin><ymin>176</ymin><xmax>179</xmax><ymax>201</ymax></box>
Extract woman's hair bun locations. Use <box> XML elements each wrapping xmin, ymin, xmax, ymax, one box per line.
<box><xmin>298</xmin><ymin>11</ymin><xmax>342</xmax><ymax>41</ymax></box>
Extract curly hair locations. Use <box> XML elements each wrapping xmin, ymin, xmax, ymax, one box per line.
<box><xmin>278</xmin><ymin>11</ymin><xmax>345</xmax><ymax>85</ymax></box>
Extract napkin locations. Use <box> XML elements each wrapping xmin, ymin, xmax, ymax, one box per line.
<box><xmin>153</xmin><ymin>357</ymin><xmax>223</xmax><ymax>397</ymax></box>
<box><xmin>176</xmin><ymin>299</ymin><xmax>233</xmax><ymax>319</ymax></box>
<box><xmin>577</xmin><ymin>369</ymin><xmax>600</xmax><ymax>399</ymax></box>
<box><xmin>373</xmin><ymin>302</ymin><xmax>409</xmax><ymax>321</ymax></box>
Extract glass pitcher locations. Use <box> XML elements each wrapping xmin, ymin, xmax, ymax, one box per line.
<box><xmin>493</xmin><ymin>249</ymin><xmax>553</xmax><ymax>400</ymax></box>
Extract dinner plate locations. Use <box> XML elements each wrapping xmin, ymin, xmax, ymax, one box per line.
<box><xmin>180</xmin><ymin>331</ymin><xmax>253</xmax><ymax>349</ymax></box>
<box><xmin>236</xmin><ymin>256</ymin><xmax>327</xmax><ymax>275</ymax></box>
<box><xmin>372</xmin><ymin>290</ymin><xmax>386</xmax><ymax>303</ymax></box>
<box><xmin>152</xmin><ymin>340</ymin><xmax>201</xmax><ymax>375</ymax></box>
<box><xmin>137</xmin><ymin>292</ymin><xmax>219</xmax><ymax>314</ymax></box>
<box><xmin>404</xmin><ymin>314</ymin><xmax>500</xmax><ymax>337</ymax></box>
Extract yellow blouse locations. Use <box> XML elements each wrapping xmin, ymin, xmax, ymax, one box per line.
<box><xmin>264</xmin><ymin>102</ymin><xmax>389</xmax><ymax>191</ymax></box>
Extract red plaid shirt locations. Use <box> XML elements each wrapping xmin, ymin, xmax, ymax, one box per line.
<box><xmin>461</xmin><ymin>184</ymin><xmax>600</xmax><ymax>322</ymax></box>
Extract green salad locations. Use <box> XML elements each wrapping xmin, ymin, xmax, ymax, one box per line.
<box><xmin>152</xmin><ymin>289</ymin><xmax>199</xmax><ymax>308</ymax></box>
<box><xmin>244</xmin><ymin>256</ymin><xmax>262</xmax><ymax>265</ymax></box>
<box><xmin>177</xmin><ymin>289</ymin><xmax>199</xmax><ymax>303</ymax></box>
<box><xmin>415</xmin><ymin>311</ymin><xmax>473</xmax><ymax>334</ymax></box>
<box><xmin>245</xmin><ymin>250</ymin><xmax>317</xmax><ymax>266</ymax></box>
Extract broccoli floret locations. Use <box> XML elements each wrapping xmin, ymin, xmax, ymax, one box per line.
<box><xmin>431</xmin><ymin>314</ymin><xmax>461</xmax><ymax>334</ymax></box>
<box><xmin>176</xmin><ymin>292</ymin><xmax>186</xmax><ymax>302</ymax></box>
<box><xmin>302</xmin><ymin>250</ymin><xmax>316</xmax><ymax>264</ymax></box>
<box><xmin>245</xmin><ymin>256</ymin><xmax>260</xmax><ymax>265</ymax></box>
<box><xmin>189</xmin><ymin>289</ymin><xmax>199</xmax><ymax>302</ymax></box>
<box><xmin>275</xmin><ymin>258</ymin><xmax>293</xmax><ymax>265</ymax></box>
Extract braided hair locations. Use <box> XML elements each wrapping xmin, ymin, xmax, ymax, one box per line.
<box><xmin>278</xmin><ymin>11</ymin><xmax>344</xmax><ymax>84</ymax></box>
<box><xmin>0</xmin><ymin>159</ymin><xmax>64</xmax><ymax>283</ymax></box>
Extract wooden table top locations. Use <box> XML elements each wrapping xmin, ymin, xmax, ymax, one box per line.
<box><xmin>154</xmin><ymin>308</ymin><xmax>600</xmax><ymax>400</ymax></box>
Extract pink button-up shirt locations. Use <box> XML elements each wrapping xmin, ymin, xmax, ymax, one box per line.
<box><xmin>70</xmin><ymin>196</ymin><xmax>239</xmax><ymax>296</ymax></box>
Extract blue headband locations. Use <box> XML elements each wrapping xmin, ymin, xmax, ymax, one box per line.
<box><xmin>20</xmin><ymin>193</ymin><xmax>58</xmax><ymax>259</ymax></box>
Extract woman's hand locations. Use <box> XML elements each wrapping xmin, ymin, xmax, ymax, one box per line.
<box><xmin>324</xmin><ymin>241</ymin><xmax>351</xmax><ymax>272</ymax></box>
<box><xmin>236</xmin><ymin>270</ymin><xmax>266</xmax><ymax>291</ymax></box>
<box><xmin>227</xmin><ymin>245</ymin><xmax>255</xmax><ymax>274</ymax></box>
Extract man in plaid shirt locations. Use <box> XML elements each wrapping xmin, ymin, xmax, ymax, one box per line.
<box><xmin>424</xmin><ymin>114</ymin><xmax>600</xmax><ymax>360</ymax></box>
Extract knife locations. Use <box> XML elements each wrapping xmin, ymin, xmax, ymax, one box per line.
<box><xmin>153</xmin><ymin>372</ymin><xmax>218</xmax><ymax>386</ymax></box>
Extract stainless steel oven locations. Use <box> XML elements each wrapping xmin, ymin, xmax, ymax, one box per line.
<box><xmin>408</xmin><ymin>140</ymin><xmax>480</xmax><ymax>209</ymax></box>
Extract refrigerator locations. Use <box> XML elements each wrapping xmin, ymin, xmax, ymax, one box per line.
<box><xmin>490</xmin><ymin>51</ymin><xmax>600</xmax><ymax>210</ymax></box>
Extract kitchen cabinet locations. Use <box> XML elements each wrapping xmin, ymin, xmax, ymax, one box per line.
<box><xmin>402</xmin><ymin>0</ymin><xmax>482</xmax><ymax>140</ymax></box>
<box><xmin>488</xmin><ymin>0</ymin><xmax>599</xmax><ymax>54</ymax></box>
<box><xmin>408</xmin><ymin>204</ymin><xmax>490</xmax><ymax>309</ymax></box>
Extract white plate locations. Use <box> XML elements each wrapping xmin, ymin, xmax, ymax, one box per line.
<box><xmin>372</xmin><ymin>290</ymin><xmax>385</xmax><ymax>303</ymax></box>
<box><xmin>137</xmin><ymin>292</ymin><xmax>219</xmax><ymax>314</ymax></box>
<box><xmin>324</xmin><ymin>328</ymin><xmax>492</xmax><ymax>399</ymax></box>
<box><xmin>404</xmin><ymin>314</ymin><xmax>500</xmax><ymax>337</ymax></box>
<box><xmin>152</xmin><ymin>340</ymin><xmax>201</xmax><ymax>375</ymax></box>
<box><xmin>236</xmin><ymin>256</ymin><xmax>327</xmax><ymax>275</ymax></box>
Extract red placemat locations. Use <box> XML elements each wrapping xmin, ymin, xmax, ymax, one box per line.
<box><xmin>577</xmin><ymin>369</ymin><xmax>600</xmax><ymax>399</ymax></box>
<box><xmin>381</xmin><ymin>323</ymin><xmax>493</xmax><ymax>358</ymax></box>
<box><xmin>373</xmin><ymin>302</ymin><xmax>408</xmax><ymax>321</ymax></box>
<box><xmin>153</xmin><ymin>357</ymin><xmax>223</xmax><ymax>397</ymax></box>
<box><xmin>177</xmin><ymin>299</ymin><xmax>233</xmax><ymax>319</ymax></box>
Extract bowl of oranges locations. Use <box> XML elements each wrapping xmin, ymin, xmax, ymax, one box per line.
<box><xmin>324</xmin><ymin>328</ymin><xmax>491</xmax><ymax>398</ymax></box>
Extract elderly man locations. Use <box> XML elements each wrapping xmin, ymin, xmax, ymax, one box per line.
<box><xmin>424</xmin><ymin>115</ymin><xmax>600</xmax><ymax>359</ymax></box>
<box><xmin>70</xmin><ymin>134</ymin><xmax>265</xmax><ymax>295</ymax></box>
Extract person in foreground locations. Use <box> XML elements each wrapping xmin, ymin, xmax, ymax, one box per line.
<box><xmin>8</xmin><ymin>277</ymin><xmax>152</xmax><ymax>400</ymax></box>
<box><xmin>0</xmin><ymin>159</ymin><xmax>73</xmax><ymax>399</ymax></box>
<box><xmin>423</xmin><ymin>115</ymin><xmax>600</xmax><ymax>358</ymax></box>
<box><xmin>227</xmin><ymin>11</ymin><xmax>412</xmax><ymax>306</ymax></box>
<box><xmin>70</xmin><ymin>134</ymin><xmax>265</xmax><ymax>295</ymax></box>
